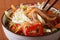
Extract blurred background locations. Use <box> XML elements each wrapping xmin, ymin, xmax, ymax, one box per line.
<box><xmin>0</xmin><ymin>0</ymin><xmax>60</xmax><ymax>13</ymax></box>
<box><xmin>0</xmin><ymin>0</ymin><xmax>60</xmax><ymax>40</ymax></box>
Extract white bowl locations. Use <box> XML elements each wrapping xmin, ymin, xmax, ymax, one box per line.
<box><xmin>1</xmin><ymin>5</ymin><xmax>60</xmax><ymax>40</ymax></box>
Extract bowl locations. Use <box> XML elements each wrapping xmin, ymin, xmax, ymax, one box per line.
<box><xmin>1</xmin><ymin>3</ymin><xmax>60</xmax><ymax>40</ymax></box>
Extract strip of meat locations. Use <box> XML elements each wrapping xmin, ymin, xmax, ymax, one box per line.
<box><xmin>28</xmin><ymin>8</ymin><xmax>56</xmax><ymax>21</ymax></box>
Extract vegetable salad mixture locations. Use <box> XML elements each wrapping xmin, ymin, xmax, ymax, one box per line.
<box><xmin>5</xmin><ymin>2</ymin><xmax>60</xmax><ymax>36</ymax></box>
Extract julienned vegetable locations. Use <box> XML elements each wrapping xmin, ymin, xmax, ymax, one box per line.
<box><xmin>5</xmin><ymin>11</ymin><xmax>12</xmax><ymax>20</ymax></box>
<box><xmin>5</xmin><ymin>2</ymin><xmax>60</xmax><ymax>36</ymax></box>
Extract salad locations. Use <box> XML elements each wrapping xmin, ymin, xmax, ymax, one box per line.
<box><xmin>5</xmin><ymin>2</ymin><xmax>60</xmax><ymax>36</ymax></box>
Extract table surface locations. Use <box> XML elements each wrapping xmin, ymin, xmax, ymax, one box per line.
<box><xmin>0</xmin><ymin>0</ymin><xmax>60</xmax><ymax>40</ymax></box>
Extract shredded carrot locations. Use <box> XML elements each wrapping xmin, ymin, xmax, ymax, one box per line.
<box><xmin>11</xmin><ymin>5</ymin><xmax>16</xmax><ymax>11</ymax></box>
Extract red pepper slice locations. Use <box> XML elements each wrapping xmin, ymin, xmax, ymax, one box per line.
<box><xmin>47</xmin><ymin>11</ymin><xmax>53</xmax><ymax>15</ymax></box>
<box><xmin>55</xmin><ymin>23</ymin><xmax>60</xmax><ymax>28</ymax></box>
<box><xmin>28</xmin><ymin>3</ymin><xmax>35</xmax><ymax>6</ymax></box>
<box><xmin>25</xmin><ymin>22</ymin><xmax>44</xmax><ymax>36</ymax></box>
<box><xmin>11</xmin><ymin>23</ymin><xmax>21</xmax><ymax>32</ymax></box>
<box><xmin>15</xmin><ymin>28</ymin><xmax>23</xmax><ymax>34</ymax></box>
<box><xmin>16</xmin><ymin>23</ymin><xmax>21</xmax><ymax>27</ymax></box>
<box><xmin>14</xmin><ymin>24</ymin><xmax>23</xmax><ymax>34</ymax></box>
<box><xmin>11</xmin><ymin>25</ymin><xmax>16</xmax><ymax>32</ymax></box>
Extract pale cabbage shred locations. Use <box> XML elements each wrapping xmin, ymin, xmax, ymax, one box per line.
<box><xmin>12</xmin><ymin>8</ymin><xmax>32</xmax><ymax>24</ymax></box>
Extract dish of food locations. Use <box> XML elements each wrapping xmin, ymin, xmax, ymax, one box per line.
<box><xmin>4</xmin><ymin>2</ymin><xmax>60</xmax><ymax>37</ymax></box>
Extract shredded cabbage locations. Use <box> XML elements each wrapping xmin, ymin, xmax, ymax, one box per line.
<box><xmin>12</xmin><ymin>9</ymin><xmax>32</xmax><ymax>24</ymax></box>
